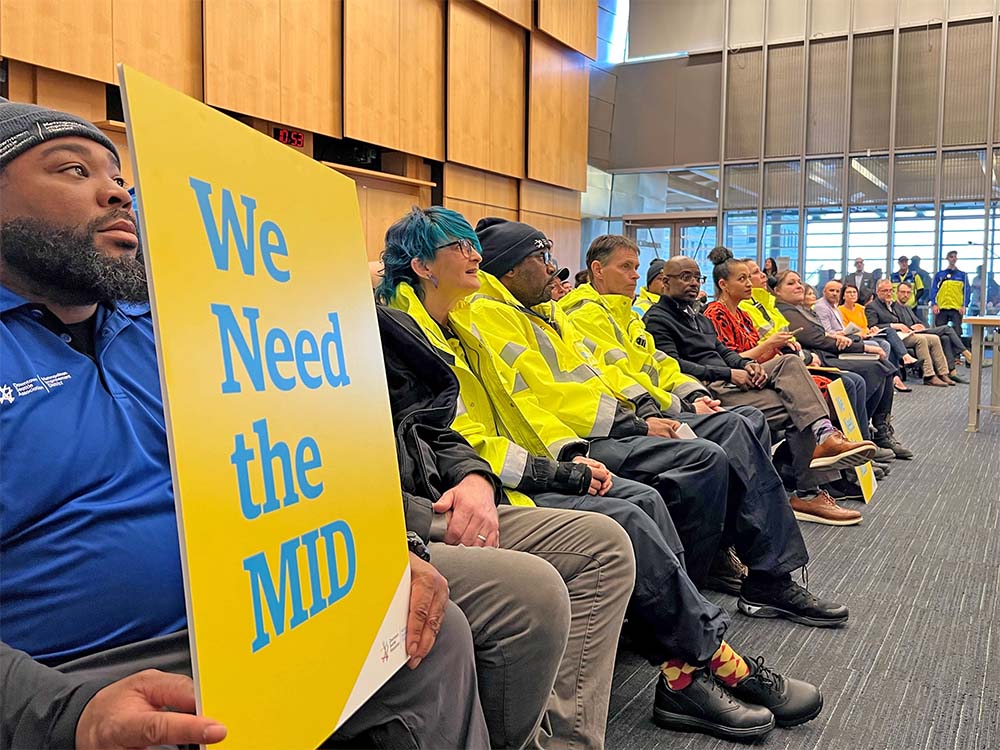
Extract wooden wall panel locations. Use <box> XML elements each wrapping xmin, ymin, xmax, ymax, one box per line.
<box><xmin>204</xmin><ymin>0</ymin><xmax>282</xmax><ymax>122</ymax></box>
<box><xmin>398</xmin><ymin>0</ymin><xmax>446</xmax><ymax>160</ymax></box>
<box><xmin>344</xmin><ymin>0</ymin><xmax>400</xmax><ymax>149</ymax></box>
<box><xmin>443</xmin><ymin>164</ymin><xmax>519</xmax><ymax>226</ymax></box>
<box><xmin>34</xmin><ymin>68</ymin><xmax>108</xmax><ymax>122</ymax></box>
<box><xmin>445</xmin><ymin>198</ymin><xmax>519</xmax><ymax>227</ymax></box>
<box><xmin>341</xmin><ymin>172</ymin><xmax>431</xmax><ymax>260</ymax></box>
<box><xmin>537</xmin><ymin>0</ymin><xmax>598</xmax><ymax>60</ymax></box>
<box><xmin>112</xmin><ymin>0</ymin><xmax>203</xmax><ymax>98</ymax></box>
<box><xmin>280</xmin><ymin>0</ymin><xmax>342</xmax><ymax>137</ymax></box>
<box><xmin>6</xmin><ymin>61</ymin><xmax>38</xmax><ymax>105</ymax></box>
<box><xmin>470</xmin><ymin>0</ymin><xmax>531</xmax><ymax>28</ymax></box>
<box><xmin>520</xmin><ymin>179</ymin><xmax>581</xmax><ymax>220</ymax></box>
<box><xmin>528</xmin><ymin>34</ymin><xmax>589</xmax><ymax>191</ymax></box>
<box><xmin>448</xmin><ymin>1</ymin><xmax>525</xmax><ymax>178</ymax></box>
<box><xmin>345</xmin><ymin>0</ymin><xmax>445</xmax><ymax>161</ymax></box>
<box><xmin>0</xmin><ymin>0</ymin><xmax>114</xmax><ymax>82</ymax></box>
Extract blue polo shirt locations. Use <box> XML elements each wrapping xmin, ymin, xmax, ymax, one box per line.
<box><xmin>0</xmin><ymin>286</ymin><xmax>186</xmax><ymax>664</ymax></box>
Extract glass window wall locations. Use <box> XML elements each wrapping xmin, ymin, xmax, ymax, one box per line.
<box><xmin>847</xmin><ymin>206</ymin><xmax>890</xmax><ymax>285</ymax></box>
<box><xmin>804</xmin><ymin>207</ymin><xmax>845</xmax><ymax>290</ymax></box>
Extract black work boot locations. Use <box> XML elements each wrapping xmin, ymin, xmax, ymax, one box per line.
<box><xmin>653</xmin><ymin>668</ymin><xmax>775</xmax><ymax>741</ymax></box>
<box><xmin>738</xmin><ymin>574</ymin><xmax>849</xmax><ymax>627</ymax></box>
<box><xmin>728</xmin><ymin>656</ymin><xmax>824</xmax><ymax>727</ymax></box>
<box><xmin>706</xmin><ymin>546</ymin><xmax>747</xmax><ymax>596</ymax></box>
<box><xmin>872</xmin><ymin>416</ymin><xmax>914</xmax><ymax>460</ymax></box>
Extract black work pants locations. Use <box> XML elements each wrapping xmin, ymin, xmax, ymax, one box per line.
<box><xmin>535</xmin><ymin>477</ymin><xmax>728</xmax><ymax>666</ymax></box>
<box><xmin>590</xmin><ymin>409</ymin><xmax>809</xmax><ymax>588</ymax></box>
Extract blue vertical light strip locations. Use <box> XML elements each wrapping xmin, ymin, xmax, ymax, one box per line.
<box><xmin>601</xmin><ymin>0</ymin><xmax>629</xmax><ymax>66</ymax></box>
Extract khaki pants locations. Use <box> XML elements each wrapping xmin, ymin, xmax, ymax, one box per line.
<box><xmin>433</xmin><ymin>505</ymin><xmax>635</xmax><ymax>750</ymax></box>
<box><xmin>909</xmin><ymin>332</ymin><xmax>949</xmax><ymax>377</ymax></box>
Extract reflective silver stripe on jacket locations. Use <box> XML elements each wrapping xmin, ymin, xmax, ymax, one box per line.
<box><xmin>604</xmin><ymin>348</ymin><xmax>628</xmax><ymax>365</ymax></box>
<box><xmin>500</xmin><ymin>341</ymin><xmax>528</xmax><ymax>367</ymax></box>
<box><xmin>640</xmin><ymin>362</ymin><xmax>659</xmax><ymax>382</ymax></box>
<box><xmin>531</xmin><ymin>325</ymin><xmax>596</xmax><ymax>383</ymax></box>
<box><xmin>511</xmin><ymin>372</ymin><xmax>530</xmax><ymax>394</ymax></box>
<box><xmin>590</xmin><ymin>393</ymin><xmax>618</xmax><ymax>437</ymax></box>
<box><xmin>499</xmin><ymin>443</ymin><xmax>531</xmax><ymax>486</ymax></box>
<box><xmin>455</xmin><ymin>394</ymin><xmax>468</xmax><ymax>417</ymax></box>
<box><xmin>621</xmin><ymin>383</ymin><xmax>647</xmax><ymax>399</ymax></box>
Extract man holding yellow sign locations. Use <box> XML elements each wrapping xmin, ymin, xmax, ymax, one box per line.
<box><xmin>0</xmin><ymin>93</ymin><xmax>488</xmax><ymax>749</ymax></box>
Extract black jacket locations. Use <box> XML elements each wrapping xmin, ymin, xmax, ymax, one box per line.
<box><xmin>644</xmin><ymin>294</ymin><xmax>750</xmax><ymax>383</ymax></box>
<box><xmin>778</xmin><ymin>302</ymin><xmax>895</xmax><ymax>375</ymax></box>
<box><xmin>865</xmin><ymin>297</ymin><xmax>921</xmax><ymax>328</ymax></box>
<box><xmin>377</xmin><ymin>306</ymin><xmax>503</xmax><ymax>543</ymax></box>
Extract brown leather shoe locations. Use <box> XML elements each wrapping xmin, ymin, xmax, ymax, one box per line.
<box><xmin>809</xmin><ymin>430</ymin><xmax>877</xmax><ymax>470</ymax></box>
<box><xmin>940</xmin><ymin>374</ymin><xmax>957</xmax><ymax>386</ymax></box>
<box><xmin>924</xmin><ymin>375</ymin><xmax>949</xmax><ymax>387</ymax></box>
<box><xmin>790</xmin><ymin>491</ymin><xmax>862</xmax><ymax>526</ymax></box>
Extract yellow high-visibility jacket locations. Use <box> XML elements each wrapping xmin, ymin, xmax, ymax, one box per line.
<box><xmin>560</xmin><ymin>283</ymin><xmax>709</xmax><ymax>414</ymax></box>
<box><xmin>390</xmin><ymin>283</ymin><xmax>589</xmax><ymax>505</ymax></box>
<box><xmin>632</xmin><ymin>286</ymin><xmax>660</xmax><ymax>317</ymax></box>
<box><xmin>740</xmin><ymin>287</ymin><xmax>791</xmax><ymax>340</ymax></box>
<box><xmin>467</xmin><ymin>273</ymin><xmax>658</xmax><ymax>440</ymax></box>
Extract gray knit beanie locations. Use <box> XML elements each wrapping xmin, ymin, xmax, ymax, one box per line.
<box><xmin>0</xmin><ymin>97</ymin><xmax>119</xmax><ymax>170</ymax></box>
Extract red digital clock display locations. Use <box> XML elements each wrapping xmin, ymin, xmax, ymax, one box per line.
<box><xmin>273</xmin><ymin>127</ymin><xmax>306</xmax><ymax>148</ymax></box>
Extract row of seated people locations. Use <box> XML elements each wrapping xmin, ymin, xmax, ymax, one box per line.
<box><xmin>809</xmin><ymin>276</ymin><xmax>975</xmax><ymax>390</ymax></box>
<box><xmin>1</xmin><ymin>100</ymin><xmax>896</xmax><ymax>749</ymax></box>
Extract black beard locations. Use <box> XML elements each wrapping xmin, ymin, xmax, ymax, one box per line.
<box><xmin>0</xmin><ymin>215</ymin><xmax>148</xmax><ymax>305</ymax></box>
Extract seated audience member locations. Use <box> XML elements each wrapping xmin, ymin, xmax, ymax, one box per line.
<box><xmin>632</xmin><ymin>257</ymin><xmax>665</xmax><ymax>316</ymax></box>
<box><xmin>741</xmin><ymin>264</ymin><xmax>893</xmax><ymax>469</ymax></box>
<box><xmin>550</xmin><ymin>266</ymin><xmax>572</xmax><ymax>301</ymax></box>
<box><xmin>763</xmin><ymin>257</ymin><xmax>779</xmax><ymax>282</ymax></box>
<box><xmin>931</xmin><ymin>250</ymin><xmax>969</xmax><ymax>330</ymax></box>
<box><xmin>641</xmin><ymin>250</ymin><xmax>872</xmax><ymax>526</ymax></box>
<box><xmin>0</xmin><ymin>101</ymin><xmax>488</xmax><ymax>749</ymax></box>
<box><xmin>803</xmin><ymin>283</ymin><xmax>818</xmax><ymax>307</ymax></box>
<box><xmin>466</xmin><ymin>218</ymin><xmax>849</xmax><ymax>628</ymax></box>
<box><xmin>376</xmin><ymin>210</ymin><xmax>822</xmax><ymax>741</ymax></box>
<box><xmin>740</xmin><ymin>259</ymin><xmax>792</xmax><ymax>339</ymax></box>
<box><xmin>895</xmin><ymin>281</ymin><xmax>972</xmax><ymax>379</ymax></box>
<box><xmin>376</xmin><ymin>300</ymin><xmax>635</xmax><ymax>750</ymax></box>
<box><xmin>814</xmin><ymin>279</ymin><xmax>892</xmax><ymax>359</ymax></box>
<box><xmin>838</xmin><ymin>281</ymin><xmax>917</xmax><ymax>390</ymax></box>
<box><xmin>771</xmin><ymin>272</ymin><xmax>914</xmax><ymax>460</ymax></box>
<box><xmin>866</xmin><ymin>280</ymin><xmax>955</xmax><ymax>387</ymax></box>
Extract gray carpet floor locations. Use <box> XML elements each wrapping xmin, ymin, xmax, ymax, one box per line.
<box><xmin>606</xmin><ymin>369</ymin><xmax>1000</xmax><ymax>750</ymax></box>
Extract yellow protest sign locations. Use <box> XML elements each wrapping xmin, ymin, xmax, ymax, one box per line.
<box><xmin>827</xmin><ymin>377</ymin><xmax>877</xmax><ymax>503</ymax></box>
<box><xmin>119</xmin><ymin>66</ymin><xmax>409</xmax><ymax>748</ymax></box>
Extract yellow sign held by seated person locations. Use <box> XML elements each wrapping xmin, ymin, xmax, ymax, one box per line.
<box><xmin>119</xmin><ymin>66</ymin><xmax>409</xmax><ymax>748</ymax></box>
<box><xmin>827</xmin><ymin>378</ymin><xmax>877</xmax><ymax>503</ymax></box>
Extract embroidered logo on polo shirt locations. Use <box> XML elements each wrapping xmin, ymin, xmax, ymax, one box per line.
<box><xmin>1</xmin><ymin>372</ymin><xmax>73</xmax><ymax>404</ymax></box>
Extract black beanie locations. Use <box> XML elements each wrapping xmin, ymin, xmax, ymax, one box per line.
<box><xmin>475</xmin><ymin>217</ymin><xmax>549</xmax><ymax>277</ymax></box>
<box><xmin>646</xmin><ymin>258</ymin><xmax>666</xmax><ymax>287</ymax></box>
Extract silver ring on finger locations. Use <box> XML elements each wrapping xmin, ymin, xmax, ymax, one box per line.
<box><xmin>477</xmin><ymin>534</ymin><xmax>488</xmax><ymax>542</ymax></box>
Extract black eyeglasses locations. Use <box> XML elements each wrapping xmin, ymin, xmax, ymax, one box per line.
<box><xmin>664</xmin><ymin>272</ymin><xmax>707</xmax><ymax>284</ymax></box>
<box><xmin>434</xmin><ymin>238</ymin><xmax>478</xmax><ymax>259</ymax></box>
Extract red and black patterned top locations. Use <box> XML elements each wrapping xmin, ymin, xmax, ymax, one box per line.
<box><xmin>703</xmin><ymin>301</ymin><xmax>773</xmax><ymax>361</ymax></box>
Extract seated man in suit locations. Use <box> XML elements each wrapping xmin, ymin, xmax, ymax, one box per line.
<box><xmin>866</xmin><ymin>280</ymin><xmax>955</xmax><ymax>387</ymax></box>
<box><xmin>895</xmin><ymin>281</ymin><xmax>972</xmax><ymax>378</ymax></box>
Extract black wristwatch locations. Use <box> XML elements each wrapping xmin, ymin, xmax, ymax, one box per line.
<box><xmin>406</xmin><ymin>531</ymin><xmax>431</xmax><ymax>562</ymax></box>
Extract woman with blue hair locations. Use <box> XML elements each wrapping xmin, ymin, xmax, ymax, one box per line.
<box><xmin>378</xmin><ymin>207</ymin><xmax>822</xmax><ymax>744</ymax></box>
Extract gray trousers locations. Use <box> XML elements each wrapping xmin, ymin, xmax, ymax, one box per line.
<box><xmin>432</xmin><ymin>506</ymin><xmax>635</xmax><ymax>750</ymax></box>
<box><xmin>708</xmin><ymin>354</ymin><xmax>834</xmax><ymax>493</ymax></box>
<box><xmin>53</xmin><ymin>604</ymin><xmax>489</xmax><ymax>750</ymax></box>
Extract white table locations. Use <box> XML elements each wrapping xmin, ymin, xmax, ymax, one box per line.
<box><xmin>966</xmin><ymin>315</ymin><xmax>1000</xmax><ymax>432</ymax></box>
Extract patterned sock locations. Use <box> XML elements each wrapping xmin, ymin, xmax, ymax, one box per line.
<box><xmin>710</xmin><ymin>641</ymin><xmax>750</xmax><ymax>687</ymax></box>
<box><xmin>660</xmin><ymin>658</ymin><xmax>699</xmax><ymax>691</ymax></box>
<box><xmin>811</xmin><ymin>418</ymin><xmax>838</xmax><ymax>443</ymax></box>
